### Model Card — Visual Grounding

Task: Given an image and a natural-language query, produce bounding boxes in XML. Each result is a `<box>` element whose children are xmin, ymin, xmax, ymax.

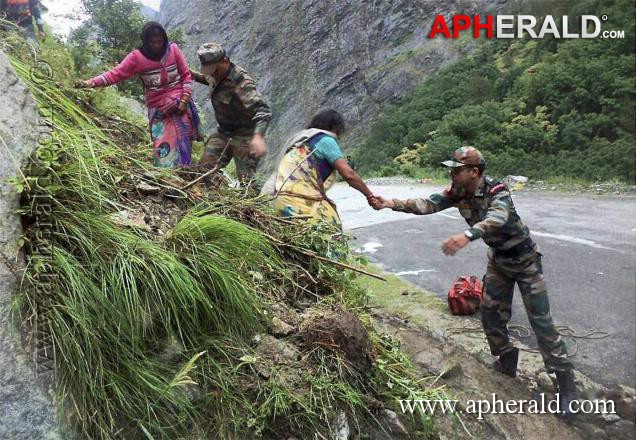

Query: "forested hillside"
<box><xmin>353</xmin><ymin>0</ymin><xmax>635</xmax><ymax>182</ymax></box>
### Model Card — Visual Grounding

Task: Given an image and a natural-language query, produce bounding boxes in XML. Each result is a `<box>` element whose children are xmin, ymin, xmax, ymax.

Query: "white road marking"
<box><xmin>532</xmin><ymin>231</ymin><xmax>619</xmax><ymax>251</ymax></box>
<box><xmin>395</xmin><ymin>268</ymin><xmax>438</xmax><ymax>276</ymax></box>
<box><xmin>356</xmin><ymin>242</ymin><xmax>383</xmax><ymax>254</ymax></box>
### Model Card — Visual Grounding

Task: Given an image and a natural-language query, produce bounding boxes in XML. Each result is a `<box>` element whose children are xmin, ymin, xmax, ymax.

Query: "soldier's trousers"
<box><xmin>480</xmin><ymin>251</ymin><xmax>573</xmax><ymax>372</ymax></box>
<box><xmin>199</xmin><ymin>132</ymin><xmax>259</xmax><ymax>185</ymax></box>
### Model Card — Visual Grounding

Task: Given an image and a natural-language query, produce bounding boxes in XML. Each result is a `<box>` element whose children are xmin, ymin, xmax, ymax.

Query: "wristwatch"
<box><xmin>464</xmin><ymin>230</ymin><xmax>475</xmax><ymax>240</ymax></box>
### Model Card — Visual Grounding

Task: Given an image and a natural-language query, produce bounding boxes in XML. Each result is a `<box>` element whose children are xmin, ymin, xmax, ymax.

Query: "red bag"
<box><xmin>447</xmin><ymin>276</ymin><xmax>484</xmax><ymax>315</ymax></box>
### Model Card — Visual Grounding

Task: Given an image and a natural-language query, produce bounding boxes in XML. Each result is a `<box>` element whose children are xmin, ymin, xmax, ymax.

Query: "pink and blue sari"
<box><xmin>149</xmin><ymin>101</ymin><xmax>202</xmax><ymax>167</ymax></box>
<box><xmin>88</xmin><ymin>42</ymin><xmax>202</xmax><ymax>167</ymax></box>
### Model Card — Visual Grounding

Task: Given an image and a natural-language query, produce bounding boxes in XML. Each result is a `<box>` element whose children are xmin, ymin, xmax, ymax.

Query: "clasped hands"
<box><xmin>366</xmin><ymin>195</ymin><xmax>393</xmax><ymax>210</ymax></box>
<box><xmin>365</xmin><ymin>194</ymin><xmax>470</xmax><ymax>256</ymax></box>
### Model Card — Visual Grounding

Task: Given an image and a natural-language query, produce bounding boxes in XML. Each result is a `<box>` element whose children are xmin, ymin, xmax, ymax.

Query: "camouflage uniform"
<box><xmin>392</xmin><ymin>176</ymin><xmax>573</xmax><ymax>372</ymax></box>
<box><xmin>195</xmin><ymin>43</ymin><xmax>271</xmax><ymax>183</ymax></box>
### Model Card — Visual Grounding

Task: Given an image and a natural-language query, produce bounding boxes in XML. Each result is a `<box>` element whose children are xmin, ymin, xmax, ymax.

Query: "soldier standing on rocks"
<box><xmin>191</xmin><ymin>42</ymin><xmax>271</xmax><ymax>186</ymax></box>
<box><xmin>370</xmin><ymin>146</ymin><xmax>579</xmax><ymax>420</ymax></box>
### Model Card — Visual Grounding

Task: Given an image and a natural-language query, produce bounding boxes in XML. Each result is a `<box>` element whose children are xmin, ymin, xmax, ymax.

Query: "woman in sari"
<box><xmin>75</xmin><ymin>22</ymin><xmax>202</xmax><ymax>167</ymax></box>
<box><xmin>271</xmin><ymin>109</ymin><xmax>376</xmax><ymax>227</ymax></box>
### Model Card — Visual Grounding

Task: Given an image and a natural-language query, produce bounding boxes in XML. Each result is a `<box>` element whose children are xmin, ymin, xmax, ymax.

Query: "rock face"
<box><xmin>159</xmin><ymin>0</ymin><xmax>507</xmax><ymax>170</ymax></box>
<box><xmin>0</xmin><ymin>51</ymin><xmax>62</xmax><ymax>439</ymax></box>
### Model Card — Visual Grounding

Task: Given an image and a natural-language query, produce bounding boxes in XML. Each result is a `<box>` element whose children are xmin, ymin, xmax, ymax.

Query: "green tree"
<box><xmin>353</xmin><ymin>0</ymin><xmax>635</xmax><ymax>183</ymax></box>
<box><xmin>501</xmin><ymin>106</ymin><xmax>557</xmax><ymax>153</ymax></box>
<box><xmin>67</xmin><ymin>24</ymin><xmax>102</xmax><ymax>77</ymax></box>
<box><xmin>81</xmin><ymin>0</ymin><xmax>146</xmax><ymax>65</ymax></box>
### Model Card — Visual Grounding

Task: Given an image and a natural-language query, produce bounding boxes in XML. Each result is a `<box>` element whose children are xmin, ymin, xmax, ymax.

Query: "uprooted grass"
<box><xmin>4</xmin><ymin>39</ymin><xmax>456</xmax><ymax>439</ymax></box>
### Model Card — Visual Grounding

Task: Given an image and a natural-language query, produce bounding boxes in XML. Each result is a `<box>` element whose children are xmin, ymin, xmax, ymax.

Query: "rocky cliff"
<box><xmin>0</xmin><ymin>51</ymin><xmax>62</xmax><ymax>440</ymax></box>
<box><xmin>159</xmin><ymin>0</ymin><xmax>507</xmax><ymax>169</ymax></box>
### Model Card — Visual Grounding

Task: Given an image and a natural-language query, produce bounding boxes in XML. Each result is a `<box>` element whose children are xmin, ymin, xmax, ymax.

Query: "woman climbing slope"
<box><xmin>75</xmin><ymin>22</ymin><xmax>202</xmax><ymax>167</ymax></box>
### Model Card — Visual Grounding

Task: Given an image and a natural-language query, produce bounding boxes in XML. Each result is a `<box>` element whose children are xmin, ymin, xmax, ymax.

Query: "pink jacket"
<box><xmin>89</xmin><ymin>43</ymin><xmax>193</xmax><ymax>110</ymax></box>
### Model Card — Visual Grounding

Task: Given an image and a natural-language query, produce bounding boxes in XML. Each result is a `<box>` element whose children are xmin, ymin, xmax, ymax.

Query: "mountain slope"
<box><xmin>159</xmin><ymin>0</ymin><xmax>507</xmax><ymax>168</ymax></box>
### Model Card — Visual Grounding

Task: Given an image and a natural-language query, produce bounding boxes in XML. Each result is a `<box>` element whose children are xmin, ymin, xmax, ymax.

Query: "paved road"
<box><xmin>331</xmin><ymin>183</ymin><xmax>636</xmax><ymax>388</ymax></box>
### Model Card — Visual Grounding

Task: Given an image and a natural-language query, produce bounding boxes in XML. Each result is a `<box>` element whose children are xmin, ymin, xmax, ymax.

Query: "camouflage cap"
<box><xmin>197</xmin><ymin>42</ymin><xmax>226</xmax><ymax>74</ymax></box>
<box><xmin>441</xmin><ymin>146</ymin><xmax>486</xmax><ymax>168</ymax></box>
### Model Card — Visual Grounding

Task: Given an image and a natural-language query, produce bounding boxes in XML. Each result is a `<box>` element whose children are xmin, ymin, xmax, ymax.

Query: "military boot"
<box><xmin>493</xmin><ymin>347</ymin><xmax>519</xmax><ymax>377</ymax></box>
<box><xmin>555</xmin><ymin>370</ymin><xmax>579</xmax><ymax>421</ymax></box>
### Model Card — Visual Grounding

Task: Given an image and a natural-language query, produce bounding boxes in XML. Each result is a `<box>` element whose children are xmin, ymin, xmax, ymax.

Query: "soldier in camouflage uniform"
<box><xmin>191</xmin><ymin>42</ymin><xmax>272</xmax><ymax>184</ymax></box>
<box><xmin>372</xmin><ymin>147</ymin><xmax>578</xmax><ymax>419</ymax></box>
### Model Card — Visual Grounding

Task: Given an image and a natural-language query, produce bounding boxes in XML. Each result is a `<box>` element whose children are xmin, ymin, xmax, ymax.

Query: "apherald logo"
<box><xmin>428</xmin><ymin>15</ymin><xmax>625</xmax><ymax>39</ymax></box>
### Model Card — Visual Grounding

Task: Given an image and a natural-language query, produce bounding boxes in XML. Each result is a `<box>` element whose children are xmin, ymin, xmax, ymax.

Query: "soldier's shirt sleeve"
<box><xmin>191</xmin><ymin>71</ymin><xmax>210</xmax><ymax>85</ymax></box>
<box><xmin>468</xmin><ymin>191</ymin><xmax>511</xmax><ymax>240</ymax></box>
<box><xmin>391</xmin><ymin>191</ymin><xmax>454</xmax><ymax>215</ymax></box>
<box><xmin>237</xmin><ymin>78</ymin><xmax>272</xmax><ymax>136</ymax></box>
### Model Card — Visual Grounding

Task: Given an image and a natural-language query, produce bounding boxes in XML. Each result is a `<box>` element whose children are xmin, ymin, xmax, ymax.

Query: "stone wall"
<box><xmin>0</xmin><ymin>51</ymin><xmax>62</xmax><ymax>440</ymax></box>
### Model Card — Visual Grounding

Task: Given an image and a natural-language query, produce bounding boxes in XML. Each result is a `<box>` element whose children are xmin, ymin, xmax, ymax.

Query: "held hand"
<box><xmin>38</xmin><ymin>30</ymin><xmax>46</xmax><ymax>40</ymax></box>
<box><xmin>441</xmin><ymin>233</ymin><xmax>470</xmax><ymax>256</ymax></box>
<box><xmin>249</xmin><ymin>134</ymin><xmax>268</xmax><ymax>159</ymax></box>
<box><xmin>370</xmin><ymin>196</ymin><xmax>394</xmax><ymax>210</ymax></box>
<box><xmin>190</xmin><ymin>69</ymin><xmax>208</xmax><ymax>85</ymax></box>
<box><xmin>366</xmin><ymin>194</ymin><xmax>378</xmax><ymax>209</ymax></box>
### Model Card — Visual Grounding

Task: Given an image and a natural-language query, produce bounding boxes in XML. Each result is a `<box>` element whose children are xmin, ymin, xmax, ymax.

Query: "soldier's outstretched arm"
<box><xmin>390</xmin><ymin>191</ymin><xmax>454</xmax><ymax>215</ymax></box>
<box><xmin>467</xmin><ymin>191</ymin><xmax>511</xmax><ymax>240</ymax></box>
<box><xmin>190</xmin><ymin>69</ymin><xmax>210</xmax><ymax>85</ymax></box>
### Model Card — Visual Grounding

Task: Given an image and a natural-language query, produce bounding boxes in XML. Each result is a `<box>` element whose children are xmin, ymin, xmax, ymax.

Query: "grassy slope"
<box><xmin>2</xmin><ymin>31</ymin><xmax>455</xmax><ymax>440</ymax></box>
